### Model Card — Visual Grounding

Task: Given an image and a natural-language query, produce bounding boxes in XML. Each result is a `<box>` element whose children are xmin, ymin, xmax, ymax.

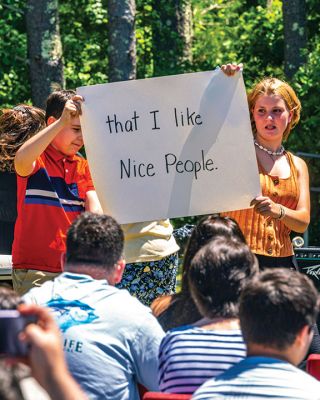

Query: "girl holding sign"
<box><xmin>222</xmin><ymin>64</ymin><xmax>310</xmax><ymax>270</ymax></box>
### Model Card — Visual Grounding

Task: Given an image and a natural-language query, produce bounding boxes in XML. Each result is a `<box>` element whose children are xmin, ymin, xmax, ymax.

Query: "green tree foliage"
<box><xmin>151</xmin><ymin>0</ymin><xmax>192</xmax><ymax>76</ymax></box>
<box><xmin>59</xmin><ymin>0</ymin><xmax>108</xmax><ymax>89</ymax></box>
<box><xmin>135</xmin><ymin>1</ymin><xmax>154</xmax><ymax>78</ymax></box>
<box><xmin>191</xmin><ymin>0</ymin><xmax>284</xmax><ymax>85</ymax></box>
<box><xmin>0</xmin><ymin>0</ymin><xmax>29</xmax><ymax>107</ymax></box>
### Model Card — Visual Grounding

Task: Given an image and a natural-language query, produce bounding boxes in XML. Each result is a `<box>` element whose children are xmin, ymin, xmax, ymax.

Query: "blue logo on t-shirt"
<box><xmin>46</xmin><ymin>296</ymin><xmax>98</xmax><ymax>332</ymax></box>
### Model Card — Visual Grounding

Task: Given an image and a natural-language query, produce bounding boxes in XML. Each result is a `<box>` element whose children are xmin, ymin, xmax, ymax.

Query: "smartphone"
<box><xmin>0</xmin><ymin>310</ymin><xmax>37</xmax><ymax>357</ymax></box>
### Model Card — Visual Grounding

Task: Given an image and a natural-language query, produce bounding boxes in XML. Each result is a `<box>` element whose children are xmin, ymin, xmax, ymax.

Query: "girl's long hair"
<box><xmin>0</xmin><ymin>105</ymin><xmax>45</xmax><ymax>172</ymax></box>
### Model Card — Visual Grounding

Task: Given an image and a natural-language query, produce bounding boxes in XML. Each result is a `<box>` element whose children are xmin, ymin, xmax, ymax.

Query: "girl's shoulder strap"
<box><xmin>285</xmin><ymin>150</ymin><xmax>299</xmax><ymax>181</ymax></box>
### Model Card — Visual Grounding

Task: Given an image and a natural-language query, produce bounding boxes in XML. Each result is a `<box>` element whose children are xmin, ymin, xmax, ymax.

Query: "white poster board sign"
<box><xmin>77</xmin><ymin>69</ymin><xmax>260</xmax><ymax>223</ymax></box>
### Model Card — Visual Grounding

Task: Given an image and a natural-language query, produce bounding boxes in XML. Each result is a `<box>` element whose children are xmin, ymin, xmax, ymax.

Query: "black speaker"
<box><xmin>295</xmin><ymin>247</ymin><xmax>320</xmax><ymax>291</ymax></box>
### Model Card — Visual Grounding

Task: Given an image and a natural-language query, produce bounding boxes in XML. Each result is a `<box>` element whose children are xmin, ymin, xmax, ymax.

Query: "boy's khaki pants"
<box><xmin>12</xmin><ymin>269</ymin><xmax>60</xmax><ymax>296</ymax></box>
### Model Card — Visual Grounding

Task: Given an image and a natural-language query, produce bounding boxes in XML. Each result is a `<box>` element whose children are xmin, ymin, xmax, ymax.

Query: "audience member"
<box><xmin>158</xmin><ymin>236</ymin><xmax>258</xmax><ymax>394</ymax></box>
<box><xmin>0</xmin><ymin>286</ymin><xmax>86</xmax><ymax>400</ymax></box>
<box><xmin>152</xmin><ymin>215</ymin><xmax>246</xmax><ymax>331</ymax></box>
<box><xmin>193</xmin><ymin>269</ymin><xmax>320</xmax><ymax>399</ymax></box>
<box><xmin>23</xmin><ymin>212</ymin><xmax>164</xmax><ymax>400</ymax></box>
<box><xmin>12</xmin><ymin>90</ymin><xmax>102</xmax><ymax>295</ymax></box>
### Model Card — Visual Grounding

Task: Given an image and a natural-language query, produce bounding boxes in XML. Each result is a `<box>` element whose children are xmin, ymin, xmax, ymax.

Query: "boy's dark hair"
<box><xmin>66</xmin><ymin>212</ymin><xmax>124</xmax><ymax>271</ymax></box>
<box><xmin>240</xmin><ymin>268</ymin><xmax>319</xmax><ymax>350</ymax></box>
<box><xmin>188</xmin><ymin>236</ymin><xmax>258</xmax><ymax>319</ymax></box>
<box><xmin>45</xmin><ymin>89</ymin><xmax>76</xmax><ymax>123</ymax></box>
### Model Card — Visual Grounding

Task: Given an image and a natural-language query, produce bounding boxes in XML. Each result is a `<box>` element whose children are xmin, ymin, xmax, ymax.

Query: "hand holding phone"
<box><xmin>0</xmin><ymin>309</ymin><xmax>36</xmax><ymax>358</ymax></box>
<box><xmin>18</xmin><ymin>304</ymin><xmax>88</xmax><ymax>400</ymax></box>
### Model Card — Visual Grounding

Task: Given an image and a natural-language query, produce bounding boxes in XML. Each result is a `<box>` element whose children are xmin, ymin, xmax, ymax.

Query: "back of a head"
<box><xmin>0</xmin><ymin>105</ymin><xmax>45</xmax><ymax>172</ymax></box>
<box><xmin>45</xmin><ymin>89</ymin><xmax>76</xmax><ymax>123</ymax></box>
<box><xmin>240</xmin><ymin>268</ymin><xmax>319</xmax><ymax>350</ymax></box>
<box><xmin>66</xmin><ymin>212</ymin><xmax>124</xmax><ymax>271</ymax></box>
<box><xmin>181</xmin><ymin>215</ymin><xmax>246</xmax><ymax>291</ymax></box>
<box><xmin>188</xmin><ymin>236</ymin><xmax>258</xmax><ymax>319</ymax></box>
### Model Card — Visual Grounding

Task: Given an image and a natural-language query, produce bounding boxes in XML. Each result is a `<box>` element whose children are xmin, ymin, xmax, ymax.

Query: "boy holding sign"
<box><xmin>12</xmin><ymin>90</ymin><xmax>102</xmax><ymax>295</ymax></box>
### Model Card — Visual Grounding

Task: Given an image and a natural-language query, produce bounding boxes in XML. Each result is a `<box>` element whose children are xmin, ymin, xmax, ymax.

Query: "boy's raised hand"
<box><xmin>221</xmin><ymin>63</ymin><xmax>243</xmax><ymax>76</ymax></box>
<box><xmin>60</xmin><ymin>95</ymin><xmax>83</xmax><ymax>126</ymax></box>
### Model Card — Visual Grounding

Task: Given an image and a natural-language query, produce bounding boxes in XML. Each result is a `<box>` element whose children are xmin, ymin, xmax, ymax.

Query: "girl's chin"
<box><xmin>258</xmin><ymin>130</ymin><xmax>282</xmax><ymax>139</ymax></box>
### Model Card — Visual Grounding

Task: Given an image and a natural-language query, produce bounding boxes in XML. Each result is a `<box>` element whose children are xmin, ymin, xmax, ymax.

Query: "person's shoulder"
<box><xmin>22</xmin><ymin>278</ymin><xmax>55</xmax><ymax>305</ymax></box>
<box><xmin>192</xmin><ymin>377</ymin><xmax>219</xmax><ymax>399</ymax></box>
<box><xmin>289</xmin><ymin>152</ymin><xmax>308</xmax><ymax>173</ymax></box>
<box><xmin>72</xmin><ymin>153</ymin><xmax>89</xmax><ymax>168</ymax></box>
<box><xmin>293</xmin><ymin>365</ymin><xmax>320</xmax><ymax>386</ymax></box>
<box><xmin>69</xmin><ymin>154</ymin><xmax>92</xmax><ymax>180</ymax></box>
<box><xmin>151</xmin><ymin>294</ymin><xmax>173</xmax><ymax>317</ymax></box>
<box><xmin>112</xmin><ymin>288</ymin><xmax>154</xmax><ymax>316</ymax></box>
<box><xmin>111</xmin><ymin>289</ymin><xmax>165</xmax><ymax>339</ymax></box>
<box><xmin>160</xmin><ymin>324</ymin><xmax>199</xmax><ymax>350</ymax></box>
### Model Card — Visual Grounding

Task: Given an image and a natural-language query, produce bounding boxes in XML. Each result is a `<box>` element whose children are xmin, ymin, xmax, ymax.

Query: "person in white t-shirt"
<box><xmin>23</xmin><ymin>212</ymin><xmax>164</xmax><ymax>400</ymax></box>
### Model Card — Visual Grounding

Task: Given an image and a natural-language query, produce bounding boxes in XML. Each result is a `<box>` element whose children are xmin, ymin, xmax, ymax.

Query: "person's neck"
<box><xmin>64</xmin><ymin>263</ymin><xmax>110</xmax><ymax>282</ymax></box>
<box><xmin>194</xmin><ymin>316</ymin><xmax>240</xmax><ymax>330</ymax></box>
<box><xmin>247</xmin><ymin>343</ymin><xmax>294</xmax><ymax>365</ymax></box>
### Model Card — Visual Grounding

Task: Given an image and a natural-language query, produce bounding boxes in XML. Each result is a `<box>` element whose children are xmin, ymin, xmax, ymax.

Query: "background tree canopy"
<box><xmin>1</xmin><ymin>0</ymin><xmax>320</xmax><ymax>243</ymax></box>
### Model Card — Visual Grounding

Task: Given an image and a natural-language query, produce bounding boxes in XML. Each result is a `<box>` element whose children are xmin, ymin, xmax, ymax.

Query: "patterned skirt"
<box><xmin>116</xmin><ymin>253</ymin><xmax>179</xmax><ymax>306</ymax></box>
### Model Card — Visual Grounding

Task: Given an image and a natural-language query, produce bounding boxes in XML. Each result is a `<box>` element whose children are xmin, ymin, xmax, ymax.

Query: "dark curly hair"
<box><xmin>66</xmin><ymin>212</ymin><xmax>124</xmax><ymax>271</ymax></box>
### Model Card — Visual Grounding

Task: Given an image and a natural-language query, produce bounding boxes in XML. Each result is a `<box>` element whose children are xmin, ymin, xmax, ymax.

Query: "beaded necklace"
<box><xmin>254</xmin><ymin>140</ymin><xmax>285</xmax><ymax>156</ymax></box>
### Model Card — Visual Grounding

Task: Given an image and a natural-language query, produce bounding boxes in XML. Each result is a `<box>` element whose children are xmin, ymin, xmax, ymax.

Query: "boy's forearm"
<box><xmin>15</xmin><ymin>119</ymin><xmax>65</xmax><ymax>177</ymax></box>
<box><xmin>85</xmin><ymin>191</ymin><xmax>103</xmax><ymax>214</ymax></box>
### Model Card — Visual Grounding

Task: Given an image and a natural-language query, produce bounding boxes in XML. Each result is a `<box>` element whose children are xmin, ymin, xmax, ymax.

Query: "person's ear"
<box><xmin>47</xmin><ymin>116</ymin><xmax>57</xmax><ymax>126</ymax></box>
<box><xmin>114</xmin><ymin>259</ymin><xmax>126</xmax><ymax>284</ymax></box>
<box><xmin>288</xmin><ymin>110</ymin><xmax>293</xmax><ymax>123</ymax></box>
<box><xmin>296</xmin><ymin>324</ymin><xmax>313</xmax><ymax>350</ymax></box>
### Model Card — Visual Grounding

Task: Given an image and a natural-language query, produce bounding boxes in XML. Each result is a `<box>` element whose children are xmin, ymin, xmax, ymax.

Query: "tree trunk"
<box><xmin>26</xmin><ymin>0</ymin><xmax>64</xmax><ymax>108</ymax></box>
<box><xmin>282</xmin><ymin>0</ymin><xmax>307</xmax><ymax>79</ymax></box>
<box><xmin>107</xmin><ymin>0</ymin><xmax>136</xmax><ymax>82</ymax></box>
<box><xmin>152</xmin><ymin>0</ymin><xmax>192</xmax><ymax>77</ymax></box>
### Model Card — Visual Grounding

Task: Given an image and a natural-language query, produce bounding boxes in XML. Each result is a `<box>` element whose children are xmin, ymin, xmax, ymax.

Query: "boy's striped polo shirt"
<box><xmin>12</xmin><ymin>144</ymin><xmax>94</xmax><ymax>273</ymax></box>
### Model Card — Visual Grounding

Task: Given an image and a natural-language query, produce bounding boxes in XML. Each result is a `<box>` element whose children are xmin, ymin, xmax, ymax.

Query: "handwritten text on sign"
<box><xmin>77</xmin><ymin>69</ymin><xmax>260</xmax><ymax>223</ymax></box>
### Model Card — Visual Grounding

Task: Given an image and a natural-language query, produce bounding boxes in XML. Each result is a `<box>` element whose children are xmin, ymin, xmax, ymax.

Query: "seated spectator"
<box><xmin>158</xmin><ymin>236</ymin><xmax>258</xmax><ymax>394</ymax></box>
<box><xmin>193</xmin><ymin>268</ymin><xmax>320</xmax><ymax>399</ymax></box>
<box><xmin>0</xmin><ymin>286</ymin><xmax>86</xmax><ymax>400</ymax></box>
<box><xmin>152</xmin><ymin>215</ymin><xmax>246</xmax><ymax>331</ymax></box>
<box><xmin>23</xmin><ymin>212</ymin><xmax>165</xmax><ymax>400</ymax></box>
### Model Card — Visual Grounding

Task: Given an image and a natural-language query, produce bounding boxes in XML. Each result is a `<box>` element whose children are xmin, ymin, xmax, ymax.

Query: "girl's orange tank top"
<box><xmin>221</xmin><ymin>151</ymin><xmax>299</xmax><ymax>257</ymax></box>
